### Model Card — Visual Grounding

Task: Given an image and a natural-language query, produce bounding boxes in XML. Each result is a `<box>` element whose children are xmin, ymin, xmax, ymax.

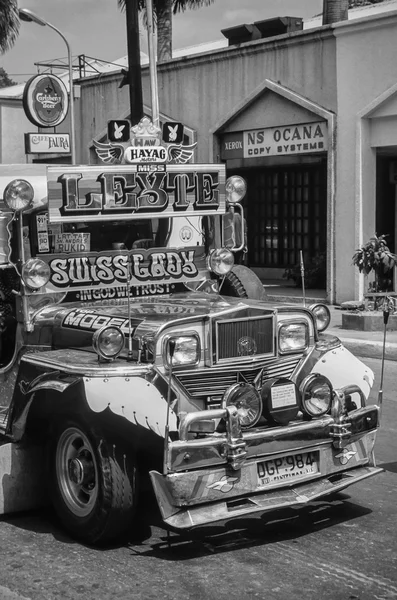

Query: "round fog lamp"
<box><xmin>207</xmin><ymin>248</ymin><xmax>234</xmax><ymax>276</ymax></box>
<box><xmin>4</xmin><ymin>179</ymin><xmax>34</xmax><ymax>212</ymax></box>
<box><xmin>93</xmin><ymin>326</ymin><xmax>125</xmax><ymax>360</ymax></box>
<box><xmin>225</xmin><ymin>176</ymin><xmax>247</xmax><ymax>205</ymax></box>
<box><xmin>299</xmin><ymin>373</ymin><xmax>333</xmax><ymax>417</ymax></box>
<box><xmin>309</xmin><ymin>303</ymin><xmax>331</xmax><ymax>332</ymax></box>
<box><xmin>22</xmin><ymin>258</ymin><xmax>50</xmax><ymax>289</ymax></box>
<box><xmin>223</xmin><ymin>382</ymin><xmax>262</xmax><ymax>428</ymax></box>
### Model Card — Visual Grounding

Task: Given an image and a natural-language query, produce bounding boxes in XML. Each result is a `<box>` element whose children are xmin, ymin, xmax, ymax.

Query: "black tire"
<box><xmin>221</xmin><ymin>265</ymin><xmax>267</xmax><ymax>301</ymax></box>
<box><xmin>48</xmin><ymin>418</ymin><xmax>137</xmax><ymax>545</ymax></box>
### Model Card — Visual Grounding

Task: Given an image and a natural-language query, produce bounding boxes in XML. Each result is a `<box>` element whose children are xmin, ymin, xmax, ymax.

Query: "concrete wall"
<box><xmin>77</xmin><ymin>28</ymin><xmax>337</xmax><ymax>164</ymax></box>
<box><xmin>334</xmin><ymin>11</ymin><xmax>397</xmax><ymax>302</ymax></box>
<box><xmin>0</xmin><ymin>101</ymin><xmax>32</xmax><ymax>164</ymax></box>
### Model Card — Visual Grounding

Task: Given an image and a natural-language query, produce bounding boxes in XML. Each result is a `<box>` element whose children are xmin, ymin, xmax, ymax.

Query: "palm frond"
<box><xmin>0</xmin><ymin>0</ymin><xmax>19</xmax><ymax>54</ymax></box>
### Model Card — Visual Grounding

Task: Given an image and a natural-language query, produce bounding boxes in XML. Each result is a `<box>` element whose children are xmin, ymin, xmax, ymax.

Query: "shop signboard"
<box><xmin>25</xmin><ymin>133</ymin><xmax>70</xmax><ymax>154</ymax></box>
<box><xmin>221</xmin><ymin>121</ymin><xmax>328</xmax><ymax>160</ymax></box>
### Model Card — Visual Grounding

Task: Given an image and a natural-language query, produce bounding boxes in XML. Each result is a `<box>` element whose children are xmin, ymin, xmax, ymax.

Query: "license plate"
<box><xmin>257</xmin><ymin>451</ymin><xmax>319</xmax><ymax>487</ymax></box>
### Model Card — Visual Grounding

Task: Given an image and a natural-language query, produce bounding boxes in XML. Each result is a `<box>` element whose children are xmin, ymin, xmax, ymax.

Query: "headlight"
<box><xmin>223</xmin><ymin>382</ymin><xmax>262</xmax><ymax>428</ymax></box>
<box><xmin>3</xmin><ymin>179</ymin><xmax>34</xmax><ymax>212</ymax></box>
<box><xmin>22</xmin><ymin>258</ymin><xmax>50</xmax><ymax>289</ymax></box>
<box><xmin>165</xmin><ymin>334</ymin><xmax>200</xmax><ymax>368</ymax></box>
<box><xmin>225</xmin><ymin>176</ymin><xmax>247</xmax><ymax>205</ymax></box>
<box><xmin>92</xmin><ymin>326</ymin><xmax>125</xmax><ymax>360</ymax></box>
<box><xmin>207</xmin><ymin>248</ymin><xmax>234</xmax><ymax>275</ymax></box>
<box><xmin>309</xmin><ymin>303</ymin><xmax>331</xmax><ymax>332</ymax></box>
<box><xmin>278</xmin><ymin>321</ymin><xmax>309</xmax><ymax>354</ymax></box>
<box><xmin>299</xmin><ymin>373</ymin><xmax>333</xmax><ymax>417</ymax></box>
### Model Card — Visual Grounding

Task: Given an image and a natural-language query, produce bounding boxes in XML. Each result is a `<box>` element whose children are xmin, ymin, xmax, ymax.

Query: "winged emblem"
<box><xmin>93</xmin><ymin>139</ymin><xmax>125</xmax><ymax>164</ymax></box>
<box><xmin>167</xmin><ymin>142</ymin><xmax>197</xmax><ymax>164</ymax></box>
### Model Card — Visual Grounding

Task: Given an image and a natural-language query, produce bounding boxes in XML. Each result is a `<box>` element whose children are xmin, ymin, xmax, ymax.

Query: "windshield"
<box><xmin>26</xmin><ymin>213</ymin><xmax>171</xmax><ymax>257</ymax></box>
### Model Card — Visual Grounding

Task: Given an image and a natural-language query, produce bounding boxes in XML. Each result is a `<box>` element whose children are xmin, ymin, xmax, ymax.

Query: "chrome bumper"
<box><xmin>150</xmin><ymin>464</ymin><xmax>384</xmax><ymax>529</ymax></box>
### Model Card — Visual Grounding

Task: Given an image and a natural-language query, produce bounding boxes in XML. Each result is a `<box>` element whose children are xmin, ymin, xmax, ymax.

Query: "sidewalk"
<box><xmin>262</xmin><ymin>279</ymin><xmax>397</xmax><ymax>362</ymax></box>
<box><xmin>327</xmin><ymin>305</ymin><xmax>397</xmax><ymax>362</ymax></box>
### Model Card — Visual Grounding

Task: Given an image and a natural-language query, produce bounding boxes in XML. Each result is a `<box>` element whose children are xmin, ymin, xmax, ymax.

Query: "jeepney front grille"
<box><xmin>175</xmin><ymin>355</ymin><xmax>302</xmax><ymax>407</ymax></box>
<box><xmin>215</xmin><ymin>315</ymin><xmax>274</xmax><ymax>363</ymax></box>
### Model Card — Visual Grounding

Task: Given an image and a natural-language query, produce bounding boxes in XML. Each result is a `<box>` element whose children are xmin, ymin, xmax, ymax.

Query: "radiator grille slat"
<box><xmin>216</xmin><ymin>316</ymin><xmax>274</xmax><ymax>362</ymax></box>
<box><xmin>175</xmin><ymin>355</ymin><xmax>302</xmax><ymax>400</ymax></box>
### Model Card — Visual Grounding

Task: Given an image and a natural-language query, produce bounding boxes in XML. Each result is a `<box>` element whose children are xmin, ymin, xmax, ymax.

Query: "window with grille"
<box><xmin>242</xmin><ymin>165</ymin><xmax>327</xmax><ymax>269</ymax></box>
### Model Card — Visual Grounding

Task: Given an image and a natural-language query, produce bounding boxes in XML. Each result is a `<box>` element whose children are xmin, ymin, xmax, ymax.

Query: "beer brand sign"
<box><xmin>221</xmin><ymin>121</ymin><xmax>328</xmax><ymax>160</ymax></box>
<box><xmin>47</xmin><ymin>164</ymin><xmax>226</xmax><ymax>223</ymax></box>
<box><xmin>23</xmin><ymin>74</ymin><xmax>69</xmax><ymax>128</ymax></box>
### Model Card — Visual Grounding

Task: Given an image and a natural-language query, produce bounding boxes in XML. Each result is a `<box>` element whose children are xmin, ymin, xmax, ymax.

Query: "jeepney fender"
<box><xmin>9</xmin><ymin>372</ymin><xmax>81</xmax><ymax>441</ymax></box>
<box><xmin>83</xmin><ymin>376</ymin><xmax>178</xmax><ymax>438</ymax></box>
<box><xmin>311</xmin><ymin>345</ymin><xmax>374</xmax><ymax>403</ymax></box>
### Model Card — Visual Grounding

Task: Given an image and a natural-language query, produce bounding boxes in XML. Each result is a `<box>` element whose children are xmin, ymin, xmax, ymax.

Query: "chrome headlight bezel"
<box><xmin>207</xmin><ymin>248</ymin><xmax>234</xmax><ymax>276</ymax></box>
<box><xmin>21</xmin><ymin>257</ymin><xmax>51</xmax><ymax>289</ymax></box>
<box><xmin>92</xmin><ymin>325</ymin><xmax>125</xmax><ymax>361</ymax></box>
<box><xmin>309</xmin><ymin>303</ymin><xmax>331</xmax><ymax>333</ymax></box>
<box><xmin>163</xmin><ymin>332</ymin><xmax>201</xmax><ymax>369</ymax></box>
<box><xmin>278</xmin><ymin>321</ymin><xmax>309</xmax><ymax>354</ymax></box>
<box><xmin>222</xmin><ymin>382</ymin><xmax>262</xmax><ymax>428</ymax></box>
<box><xmin>225</xmin><ymin>175</ymin><xmax>247</xmax><ymax>205</ymax></box>
<box><xmin>299</xmin><ymin>373</ymin><xmax>333</xmax><ymax>417</ymax></box>
<box><xmin>3</xmin><ymin>179</ymin><xmax>34</xmax><ymax>212</ymax></box>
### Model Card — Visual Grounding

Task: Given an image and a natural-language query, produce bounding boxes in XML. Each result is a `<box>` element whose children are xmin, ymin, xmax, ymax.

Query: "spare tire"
<box><xmin>221</xmin><ymin>265</ymin><xmax>267</xmax><ymax>301</ymax></box>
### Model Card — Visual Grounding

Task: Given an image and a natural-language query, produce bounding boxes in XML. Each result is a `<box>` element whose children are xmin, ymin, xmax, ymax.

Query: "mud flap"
<box><xmin>150</xmin><ymin>466</ymin><xmax>384</xmax><ymax>530</ymax></box>
<box><xmin>0</xmin><ymin>441</ymin><xmax>48</xmax><ymax>514</ymax></box>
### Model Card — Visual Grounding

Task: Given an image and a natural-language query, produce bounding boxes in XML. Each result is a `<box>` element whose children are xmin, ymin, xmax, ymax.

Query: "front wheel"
<box><xmin>49</xmin><ymin>419</ymin><xmax>137</xmax><ymax>545</ymax></box>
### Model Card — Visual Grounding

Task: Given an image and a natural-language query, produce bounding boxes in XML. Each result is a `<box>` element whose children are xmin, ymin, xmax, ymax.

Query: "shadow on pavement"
<box><xmin>127</xmin><ymin>492</ymin><xmax>373</xmax><ymax>559</ymax></box>
<box><xmin>0</xmin><ymin>490</ymin><xmax>374</xmax><ymax>557</ymax></box>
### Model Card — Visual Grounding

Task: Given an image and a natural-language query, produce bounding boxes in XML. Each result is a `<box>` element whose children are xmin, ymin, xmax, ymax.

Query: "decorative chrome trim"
<box><xmin>21</xmin><ymin>349</ymin><xmax>152</xmax><ymax>378</ymax></box>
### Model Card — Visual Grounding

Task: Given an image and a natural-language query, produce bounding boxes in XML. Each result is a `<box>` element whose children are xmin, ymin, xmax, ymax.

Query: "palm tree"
<box><xmin>323</xmin><ymin>0</ymin><xmax>349</xmax><ymax>24</ymax></box>
<box><xmin>323</xmin><ymin>0</ymin><xmax>387</xmax><ymax>24</ymax></box>
<box><xmin>0</xmin><ymin>0</ymin><xmax>19</xmax><ymax>54</ymax></box>
<box><xmin>118</xmin><ymin>0</ymin><xmax>215</xmax><ymax>63</ymax></box>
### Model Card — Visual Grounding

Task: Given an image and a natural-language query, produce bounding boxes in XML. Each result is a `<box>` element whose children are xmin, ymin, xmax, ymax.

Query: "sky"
<box><xmin>1</xmin><ymin>0</ymin><xmax>323</xmax><ymax>84</ymax></box>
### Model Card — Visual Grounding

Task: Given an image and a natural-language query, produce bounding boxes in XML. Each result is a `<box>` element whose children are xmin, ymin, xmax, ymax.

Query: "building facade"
<box><xmin>4</xmin><ymin>8</ymin><xmax>397</xmax><ymax>304</ymax></box>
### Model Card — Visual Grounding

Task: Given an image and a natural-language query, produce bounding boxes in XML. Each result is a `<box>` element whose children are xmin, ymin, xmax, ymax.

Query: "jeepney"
<box><xmin>0</xmin><ymin>118</ymin><xmax>382</xmax><ymax>545</ymax></box>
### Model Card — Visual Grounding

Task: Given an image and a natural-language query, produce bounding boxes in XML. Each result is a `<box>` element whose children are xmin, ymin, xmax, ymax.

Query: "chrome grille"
<box><xmin>175</xmin><ymin>355</ymin><xmax>302</xmax><ymax>402</ymax></box>
<box><xmin>216</xmin><ymin>315</ymin><xmax>274</xmax><ymax>362</ymax></box>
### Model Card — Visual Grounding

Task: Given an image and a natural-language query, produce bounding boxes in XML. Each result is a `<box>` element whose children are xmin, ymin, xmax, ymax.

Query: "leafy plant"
<box><xmin>352</xmin><ymin>234</ymin><xmax>397</xmax><ymax>292</ymax></box>
<box><xmin>283</xmin><ymin>253</ymin><xmax>326</xmax><ymax>289</ymax></box>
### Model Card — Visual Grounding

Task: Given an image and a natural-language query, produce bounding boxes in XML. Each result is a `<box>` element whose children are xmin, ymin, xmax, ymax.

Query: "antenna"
<box><xmin>127</xmin><ymin>254</ymin><xmax>134</xmax><ymax>361</ymax></box>
<box><xmin>300</xmin><ymin>250</ymin><xmax>306</xmax><ymax>306</ymax></box>
<box><xmin>378</xmin><ymin>296</ymin><xmax>390</xmax><ymax>416</ymax></box>
<box><xmin>163</xmin><ymin>339</ymin><xmax>176</xmax><ymax>474</ymax></box>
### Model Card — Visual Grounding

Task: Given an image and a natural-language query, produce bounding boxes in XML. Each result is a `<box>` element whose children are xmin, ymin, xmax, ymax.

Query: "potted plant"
<box><xmin>352</xmin><ymin>233</ymin><xmax>397</xmax><ymax>294</ymax></box>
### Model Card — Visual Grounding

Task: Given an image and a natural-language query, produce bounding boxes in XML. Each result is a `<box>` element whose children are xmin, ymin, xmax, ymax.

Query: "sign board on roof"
<box><xmin>47</xmin><ymin>164</ymin><xmax>226</xmax><ymax>223</ymax></box>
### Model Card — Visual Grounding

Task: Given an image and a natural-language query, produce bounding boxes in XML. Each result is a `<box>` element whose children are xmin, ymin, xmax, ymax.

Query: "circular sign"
<box><xmin>23</xmin><ymin>74</ymin><xmax>69</xmax><ymax>128</ymax></box>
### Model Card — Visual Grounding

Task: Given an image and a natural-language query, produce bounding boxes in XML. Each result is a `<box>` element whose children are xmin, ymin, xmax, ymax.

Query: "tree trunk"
<box><xmin>125</xmin><ymin>0</ymin><xmax>143</xmax><ymax>124</ymax></box>
<box><xmin>157</xmin><ymin>0</ymin><xmax>172</xmax><ymax>62</ymax></box>
<box><xmin>323</xmin><ymin>0</ymin><xmax>349</xmax><ymax>24</ymax></box>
